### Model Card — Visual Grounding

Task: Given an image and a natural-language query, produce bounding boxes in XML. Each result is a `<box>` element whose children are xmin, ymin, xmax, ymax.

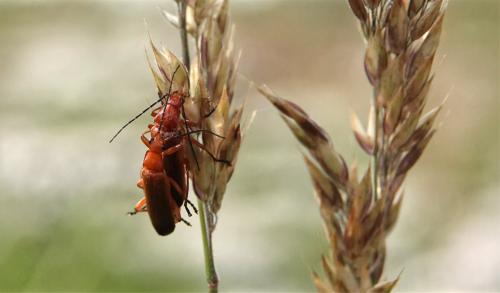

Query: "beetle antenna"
<box><xmin>109</xmin><ymin>95</ymin><xmax>167</xmax><ymax>143</ymax></box>
<box><xmin>181</xmin><ymin>100</ymin><xmax>200</xmax><ymax>170</ymax></box>
<box><xmin>109</xmin><ymin>65</ymin><xmax>181</xmax><ymax>143</ymax></box>
<box><xmin>172</xmin><ymin>129</ymin><xmax>225</xmax><ymax>140</ymax></box>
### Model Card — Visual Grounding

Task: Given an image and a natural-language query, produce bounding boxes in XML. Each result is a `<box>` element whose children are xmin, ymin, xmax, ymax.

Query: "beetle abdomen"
<box><xmin>142</xmin><ymin>169</ymin><xmax>176</xmax><ymax>236</ymax></box>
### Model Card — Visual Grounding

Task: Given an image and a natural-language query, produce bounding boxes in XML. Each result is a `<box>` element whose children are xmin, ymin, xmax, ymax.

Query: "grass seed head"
<box><xmin>261</xmin><ymin>0</ymin><xmax>448</xmax><ymax>291</ymax></box>
<box><xmin>183</xmin><ymin>0</ymin><xmax>244</xmax><ymax>219</ymax></box>
<box><xmin>148</xmin><ymin>0</ymin><xmax>243</xmax><ymax>227</ymax></box>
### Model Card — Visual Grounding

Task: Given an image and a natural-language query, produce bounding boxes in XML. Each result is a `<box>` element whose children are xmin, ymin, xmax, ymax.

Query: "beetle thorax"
<box><xmin>154</xmin><ymin>92</ymin><xmax>183</xmax><ymax>131</ymax></box>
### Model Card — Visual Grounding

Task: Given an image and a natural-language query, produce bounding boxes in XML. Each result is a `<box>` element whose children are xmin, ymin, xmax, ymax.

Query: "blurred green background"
<box><xmin>0</xmin><ymin>0</ymin><xmax>498</xmax><ymax>291</ymax></box>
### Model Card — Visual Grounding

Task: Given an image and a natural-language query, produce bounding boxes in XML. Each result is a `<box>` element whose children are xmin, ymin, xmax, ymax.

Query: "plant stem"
<box><xmin>176</xmin><ymin>0</ymin><xmax>190</xmax><ymax>70</ymax></box>
<box><xmin>198</xmin><ymin>199</ymin><xmax>219</xmax><ymax>293</ymax></box>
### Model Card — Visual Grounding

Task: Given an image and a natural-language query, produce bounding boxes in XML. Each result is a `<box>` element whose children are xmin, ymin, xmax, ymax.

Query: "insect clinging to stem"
<box><xmin>110</xmin><ymin>63</ymin><xmax>229</xmax><ymax>236</ymax></box>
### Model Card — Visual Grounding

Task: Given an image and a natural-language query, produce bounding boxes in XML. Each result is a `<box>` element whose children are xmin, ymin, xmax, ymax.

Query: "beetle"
<box><xmin>109</xmin><ymin>66</ymin><xmax>230</xmax><ymax>236</ymax></box>
<box><xmin>110</xmin><ymin>66</ymin><xmax>228</xmax><ymax>236</ymax></box>
<box><xmin>130</xmin><ymin>130</ymin><xmax>182</xmax><ymax>235</ymax></box>
<box><xmin>127</xmin><ymin>91</ymin><xmax>194</xmax><ymax>235</ymax></box>
<box><xmin>130</xmin><ymin>91</ymin><xmax>228</xmax><ymax>235</ymax></box>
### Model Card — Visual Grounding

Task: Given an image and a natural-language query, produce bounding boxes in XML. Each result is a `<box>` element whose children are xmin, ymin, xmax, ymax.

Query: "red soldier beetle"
<box><xmin>110</xmin><ymin>65</ymin><xmax>229</xmax><ymax>236</ymax></box>
<box><xmin>132</xmin><ymin>132</ymin><xmax>181</xmax><ymax>235</ymax></box>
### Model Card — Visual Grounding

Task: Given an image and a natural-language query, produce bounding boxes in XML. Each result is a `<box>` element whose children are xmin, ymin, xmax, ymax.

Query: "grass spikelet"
<box><xmin>260</xmin><ymin>0</ymin><xmax>448</xmax><ymax>291</ymax></box>
<box><xmin>175</xmin><ymin>0</ymin><xmax>244</xmax><ymax>291</ymax></box>
<box><xmin>179</xmin><ymin>0</ymin><xmax>243</xmax><ymax>215</ymax></box>
<box><xmin>148</xmin><ymin>0</ymin><xmax>244</xmax><ymax>291</ymax></box>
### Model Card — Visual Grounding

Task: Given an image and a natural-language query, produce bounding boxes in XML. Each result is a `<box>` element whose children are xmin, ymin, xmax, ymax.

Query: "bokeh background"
<box><xmin>0</xmin><ymin>0</ymin><xmax>498</xmax><ymax>291</ymax></box>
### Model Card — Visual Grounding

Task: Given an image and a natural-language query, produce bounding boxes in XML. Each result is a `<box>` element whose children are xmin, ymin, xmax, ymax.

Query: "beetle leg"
<box><xmin>137</xmin><ymin>179</ymin><xmax>144</xmax><ymax>189</ymax></box>
<box><xmin>128</xmin><ymin>197</ymin><xmax>147</xmax><ymax>215</ymax></box>
<box><xmin>184</xmin><ymin>159</ymin><xmax>190</xmax><ymax>187</ymax></box>
<box><xmin>166</xmin><ymin>176</ymin><xmax>185</xmax><ymax>200</ymax></box>
<box><xmin>182</xmin><ymin>159</ymin><xmax>197</xmax><ymax>215</ymax></box>
<box><xmin>162</xmin><ymin>143</ymin><xmax>184</xmax><ymax>156</ymax></box>
<box><xmin>164</xmin><ymin>173</ymin><xmax>192</xmax><ymax>216</ymax></box>
<box><xmin>185</xmin><ymin>199</ymin><xmax>198</xmax><ymax>215</ymax></box>
<box><xmin>189</xmin><ymin>138</ymin><xmax>231</xmax><ymax>165</ymax></box>
<box><xmin>166</xmin><ymin>177</ymin><xmax>183</xmax><ymax>195</ymax></box>
<box><xmin>180</xmin><ymin>217</ymin><xmax>192</xmax><ymax>226</ymax></box>
<box><xmin>141</xmin><ymin>133</ymin><xmax>151</xmax><ymax>148</ymax></box>
<box><xmin>151</xmin><ymin>107</ymin><xmax>162</xmax><ymax>117</ymax></box>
